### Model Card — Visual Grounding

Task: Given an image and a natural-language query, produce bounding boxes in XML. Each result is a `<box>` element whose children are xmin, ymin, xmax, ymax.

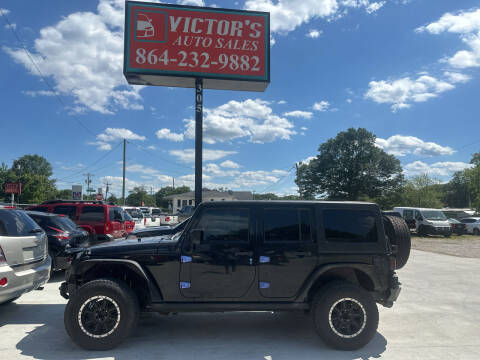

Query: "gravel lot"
<box><xmin>1</xmin><ymin>250</ymin><xmax>480</xmax><ymax>360</ymax></box>
<box><xmin>411</xmin><ymin>235</ymin><xmax>480</xmax><ymax>258</ymax></box>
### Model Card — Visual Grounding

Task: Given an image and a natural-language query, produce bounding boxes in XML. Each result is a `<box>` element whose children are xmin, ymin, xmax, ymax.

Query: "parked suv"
<box><xmin>27</xmin><ymin>201</ymin><xmax>126</xmax><ymax>242</ymax></box>
<box><xmin>0</xmin><ymin>208</ymin><xmax>51</xmax><ymax>304</ymax></box>
<box><xmin>26</xmin><ymin>211</ymin><xmax>90</xmax><ymax>271</ymax></box>
<box><xmin>460</xmin><ymin>217</ymin><xmax>480</xmax><ymax>235</ymax></box>
<box><xmin>60</xmin><ymin>201</ymin><xmax>409</xmax><ymax>351</ymax></box>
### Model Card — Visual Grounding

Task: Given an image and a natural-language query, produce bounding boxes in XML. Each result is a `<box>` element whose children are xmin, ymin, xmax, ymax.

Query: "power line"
<box><xmin>0</xmin><ymin>9</ymin><xmax>96</xmax><ymax>137</ymax></box>
<box><xmin>259</xmin><ymin>166</ymin><xmax>296</xmax><ymax>194</ymax></box>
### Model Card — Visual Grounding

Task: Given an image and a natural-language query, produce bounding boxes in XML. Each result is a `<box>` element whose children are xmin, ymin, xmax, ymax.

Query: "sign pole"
<box><xmin>195</xmin><ymin>78</ymin><xmax>203</xmax><ymax>208</ymax></box>
<box><xmin>11</xmin><ymin>193</ymin><xmax>14</xmax><ymax>207</ymax></box>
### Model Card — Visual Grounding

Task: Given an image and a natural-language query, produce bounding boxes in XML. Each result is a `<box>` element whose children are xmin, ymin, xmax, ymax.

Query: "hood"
<box><xmin>87</xmin><ymin>234</ymin><xmax>177</xmax><ymax>257</ymax></box>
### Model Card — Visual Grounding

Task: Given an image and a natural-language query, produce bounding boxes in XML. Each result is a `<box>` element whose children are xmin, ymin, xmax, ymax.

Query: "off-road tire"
<box><xmin>312</xmin><ymin>281</ymin><xmax>379</xmax><ymax>350</ymax></box>
<box><xmin>64</xmin><ymin>279</ymin><xmax>139</xmax><ymax>350</ymax></box>
<box><xmin>383</xmin><ymin>215</ymin><xmax>411</xmax><ymax>269</ymax></box>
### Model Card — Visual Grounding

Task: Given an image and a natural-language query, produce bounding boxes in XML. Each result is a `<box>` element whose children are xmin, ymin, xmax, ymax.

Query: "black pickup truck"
<box><xmin>60</xmin><ymin>201</ymin><xmax>410</xmax><ymax>351</ymax></box>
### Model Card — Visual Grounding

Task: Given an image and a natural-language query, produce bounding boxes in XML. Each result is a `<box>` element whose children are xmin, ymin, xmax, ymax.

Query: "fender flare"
<box><xmin>295</xmin><ymin>262</ymin><xmax>380</xmax><ymax>302</ymax></box>
<box><xmin>75</xmin><ymin>259</ymin><xmax>163</xmax><ymax>302</ymax></box>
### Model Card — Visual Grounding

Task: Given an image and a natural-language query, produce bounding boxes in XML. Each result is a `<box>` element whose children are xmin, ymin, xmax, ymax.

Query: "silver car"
<box><xmin>0</xmin><ymin>208</ymin><xmax>51</xmax><ymax>305</ymax></box>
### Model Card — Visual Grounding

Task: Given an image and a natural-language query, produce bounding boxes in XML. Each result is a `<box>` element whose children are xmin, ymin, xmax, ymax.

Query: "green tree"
<box><xmin>13</xmin><ymin>154</ymin><xmax>53</xmax><ymax>178</ymax></box>
<box><xmin>126</xmin><ymin>187</ymin><xmax>155</xmax><ymax>207</ymax></box>
<box><xmin>295</xmin><ymin>128</ymin><xmax>404</xmax><ymax>201</ymax></box>
<box><xmin>465</xmin><ymin>165</ymin><xmax>480</xmax><ymax>212</ymax></box>
<box><xmin>107</xmin><ymin>194</ymin><xmax>118</xmax><ymax>204</ymax></box>
<box><xmin>399</xmin><ymin>174</ymin><xmax>443</xmax><ymax>208</ymax></box>
<box><xmin>155</xmin><ymin>186</ymin><xmax>191</xmax><ymax>209</ymax></box>
<box><xmin>470</xmin><ymin>152</ymin><xmax>480</xmax><ymax>166</ymax></box>
<box><xmin>443</xmin><ymin>171</ymin><xmax>469</xmax><ymax>208</ymax></box>
<box><xmin>56</xmin><ymin>189</ymin><xmax>73</xmax><ymax>200</ymax></box>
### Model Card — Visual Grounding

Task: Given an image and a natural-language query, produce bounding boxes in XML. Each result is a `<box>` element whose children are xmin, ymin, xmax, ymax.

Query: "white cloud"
<box><xmin>404</xmin><ymin>161</ymin><xmax>473</xmax><ymax>177</ymax></box>
<box><xmin>366</xmin><ymin>1</ymin><xmax>385</xmax><ymax>14</ymax></box>
<box><xmin>0</xmin><ymin>8</ymin><xmax>10</xmax><ymax>15</ymax></box>
<box><xmin>182</xmin><ymin>98</ymin><xmax>296</xmax><ymax>144</ymax></box>
<box><xmin>313</xmin><ymin>100</ymin><xmax>330</xmax><ymax>111</ymax></box>
<box><xmin>22</xmin><ymin>90</ymin><xmax>59</xmax><ymax>97</ymax></box>
<box><xmin>278</xmin><ymin>100</ymin><xmax>287</xmax><ymax>104</ymax></box>
<box><xmin>156</xmin><ymin>128</ymin><xmax>184</xmax><ymax>142</ymax></box>
<box><xmin>375</xmin><ymin>135</ymin><xmax>455</xmax><ymax>157</ymax></box>
<box><xmin>365</xmin><ymin>74</ymin><xmax>457</xmax><ymax>111</ymax></box>
<box><xmin>244</xmin><ymin>0</ymin><xmax>339</xmax><ymax>34</ymax></box>
<box><xmin>443</xmin><ymin>71</ymin><xmax>471</xmax><ymax>83</ymax></box>
<box><xmin>283</xmin><ymin>110</ymin><xmax>313</xmax><ymax>119</ymax></box>
<box><xmin>99</xmin><ymin>175</ymin><xmax>141</xmax><ymax>196</ymax></box>
<box><xmin>297</xmin><ymin>156</ymin><xmax>316</xmax><ymax>165</ymax></box>
<box><xmin>4</xmin><ymin>23</ymin><xmax>16</xmax><ymax>30</ymax></box>
<box><xmin>300</xmin><ymin>126</ymin><xmax>308</xmax><ymax>131</ymax></box>
<box><xmin>417</xmin><ymin>8</ymin><xmax>480</xmax><ymax>69</ymax></box>
<box><xmin>169</xmin><ymin>149</ymin><xmax>237</xmax><ymax>163</ymax></box>
<box><xmin>3</xmin><ymin>0</ymin><xmax>144</xmax><ymax>114</ymax></box>
<box><xmin>306</xmin><ymin>29</ymin><xmax>322</xmax><ymax>38</ymax></box>
<box><xmin>177</xmin><ymin>0</ymin><xmax>205</xmax><ymax>6</ymax></box>
<box><xmin>126</xmin><ymin>164</ymin><xmax>160</xmax><ymax>176</ymax></box>
<box><xmin>92</xmin><ymin>127</ymin><xmax>145</xmax><ymax>150</ymax></box>
<box><xmin>220</xmin><ymin>160</ymin><xmax>241</xmax><ymax>169</ymax></box>
<box><xmin>147</xmin><ymin>145</ymin><xmax>156</xmax><ymax>150</ymax></box>
<box><xmin>346</xmin><ymin>98</ymin><xmax>352</xmax><ymax>103</ymax></box>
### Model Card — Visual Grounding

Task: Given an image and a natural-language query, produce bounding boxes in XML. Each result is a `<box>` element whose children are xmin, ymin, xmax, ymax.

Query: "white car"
<box><xmin>460</xmin><ymin>217</ymin><xmax>480</xmax><ymax>235</ymax></box>
<box><xmin>121</xmin><ymin>207</ymin><xmax>146</xmax><ymax>230</ymax></box>
<box><xmin>393</xmin><ymin>207</ymin><xmax>451</xmax><ymax>237</ymax></box>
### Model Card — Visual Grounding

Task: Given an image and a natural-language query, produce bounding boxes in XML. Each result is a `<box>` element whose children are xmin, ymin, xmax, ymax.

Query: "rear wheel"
<box><xmin>383</xmin><ymin>215</ymin><xmax>411</xmax><ymax>269</ymax></box>
<box><xmin>312</xmin><ymin>282</ymin><xmax>378</xmax><ymax>350</ymax></box>
<box><xmin>474</xmin><ymin>228</ymin><xmax>480</xmax><ymax>236</ymax></box>
<box><xmin>64</xmin><ymin>279</ymin><xmax>139</xmax><ymax>350</ymax></box>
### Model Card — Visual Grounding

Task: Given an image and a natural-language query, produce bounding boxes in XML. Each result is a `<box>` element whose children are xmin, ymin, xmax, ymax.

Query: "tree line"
<box><xmin>2</xmin><ymin>130</ymin><xmax>479</xmax><ymax>211</ymax></box>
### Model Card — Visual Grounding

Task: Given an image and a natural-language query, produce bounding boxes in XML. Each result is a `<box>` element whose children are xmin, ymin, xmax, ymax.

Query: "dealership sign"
<box><xmin>124</xmin><ymin>1</ymin><xmax>270</xmax><ymax>91</ymax></box>
<box><xmin>4</xmin><ymin>182</ymin><xmax>21</xmax><ymax>194</ymax></box>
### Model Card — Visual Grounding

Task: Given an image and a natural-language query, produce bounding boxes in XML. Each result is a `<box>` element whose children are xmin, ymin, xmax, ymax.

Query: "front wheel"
<box><xmin>64</xmin><ymin>279</ymin><xmax>139</xmax><ymax>350</ymax></box>
<box><xmin>312</xmin><ymin>282</ymin><xmax>379</xmax><ymax>350</ymax></box>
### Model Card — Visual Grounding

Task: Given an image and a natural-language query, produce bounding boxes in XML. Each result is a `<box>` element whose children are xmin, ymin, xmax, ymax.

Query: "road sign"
<box><xmin>4</xmin><ymin>183</ymin><xmax>21</xmax><ymax>194</ymax></box>
<box><xmin>124</xmin><ymin>1</ymin><xmax>270</xmax><ymax>91</ymax></box>
<box><xmin>96</xmin><ymin>193</ymin><xmax>104</xmax><ymax>201</ymax></box>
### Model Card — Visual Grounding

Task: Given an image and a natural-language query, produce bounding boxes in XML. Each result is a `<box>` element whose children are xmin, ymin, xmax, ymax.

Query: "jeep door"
<box><xmin>258</xmin><ymin>206</ymin><xmax>317</xmax><ymax>298</ymax></box>
<box><xmin>179</xmin><ymin>207</ymin><xmax>255</xmax><ymax>299</ymax></box>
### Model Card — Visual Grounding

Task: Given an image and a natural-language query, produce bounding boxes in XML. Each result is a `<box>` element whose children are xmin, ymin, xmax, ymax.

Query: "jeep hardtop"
<box><xmin>60</xmin><ymin>200</ymin><xmax>410</xmax><ymax>351</ymax></box>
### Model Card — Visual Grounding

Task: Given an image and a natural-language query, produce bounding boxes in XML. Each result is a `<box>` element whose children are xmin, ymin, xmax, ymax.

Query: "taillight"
<box><xmin>144</xmin><ymin>218</ymin><xmax>146</xmax><ymax>225</ymax></box>
<box><xmin>390</xmin><ymin>257</ymin><xmax>397</xmax><ymax>270</ymax></box>
<box><xmin>413</xmin><ymin>219</ymin><xmax>416</xmax><ymax>226</ymax></box>
<box><xmin>0</xmin><ymin>277</ymin><xmax>7</xmax><ymax>286</ymax></box>
<box><xmin>165</xmin><ymin>216</ymin><xmax>170</xmax><ymax>222</ymax></box>
<box><xmin>48</xmin><ymin>226</ymin><xmax>70</xmax><ymax>240</ymax></box>
<box><xmin>105</xmin><ymin>222</ymin><xmax>110</xmax><ymax>233</ymax></box>
<box><xmin>0</xmin><ymin>246</ymin><xmax>7</xmax><ymax>265</ymax></box>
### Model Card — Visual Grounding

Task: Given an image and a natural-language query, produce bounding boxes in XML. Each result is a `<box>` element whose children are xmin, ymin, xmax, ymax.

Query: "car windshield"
<box><xmin>126</xmin><ymin>209</ymin><xmax>143</xmax><ymax>219</ymax></box>
<box><xmin>422</xmin><ymin>211</ymin><xmax>447</xmax><ymax>221</ymax></box>
<box><xmin>52</xmin><ymin>216</ymin><xmax>78</xmax><ymax>231</ymax></box>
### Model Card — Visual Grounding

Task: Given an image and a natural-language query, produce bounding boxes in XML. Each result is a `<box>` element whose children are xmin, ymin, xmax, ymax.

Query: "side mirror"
<box><xmin>190</xmin><ymin>229</ymin><xmax>203</xmax><ymax>247</ymax></box>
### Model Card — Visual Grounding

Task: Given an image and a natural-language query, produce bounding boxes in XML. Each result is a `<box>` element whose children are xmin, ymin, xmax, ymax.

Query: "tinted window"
<box><xmin>195</xmin><ymin>208</ymin><xmax>249</xmax><ymax>242</ymax></box>
<box><xmin>53</xmin><ymin>205</ymin><xmax>77</xmax><ymax>219</ymax></box>
<box><xmin>151</xmin><ymin>209</ymin><xmax>161</xmax><ymax>216</ymax></box>
<box><xmin>124</xmin><ymin>212</ymin><xmax>133</xmax><ymax>221</ymax></box>
<box><xmin>79</xmin><ymin>206</ymin><xmax>105</xmax><ymax>222</ymax></box>
<box><xmin>461</xmin><ymin>218</ymin><xmax>475</xmax><ymax>223</ymax></box>
<box><xmin>109</xmin><ymin>207</ymin><xmax>124</xmax><ymax>222</ymax></box>
<box><xmin>323</xmin><ymin>209</ymin><xmax>378</xmax><ymax>243</ymax></box>
<box><xmin>126</xmin><ymin>209</ymin><xmax>143</xmax><ymax>219</ymax></box>
<box><xmin>30</xmin><ymin>215</ymin><xmax>77</xmax><ymax>232</ymax></box>
<box><xmin>28</xmin><ymin>206</ymin><xmax>49</xmax><ymax>213</ymax></box>
<box><xmin>264</xmin><ymin>208</ymin><xmax>312</xmax><ymax>242</ymax></box>
<box><xmin>0</xmin><ymin>210</ymin><xmax>42</xmax><ymax>236</ymax></box>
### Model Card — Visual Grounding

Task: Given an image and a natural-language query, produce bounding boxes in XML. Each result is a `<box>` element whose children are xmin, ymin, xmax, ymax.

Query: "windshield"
<box><xmin>422</xmin><ymin>210</ymin><xmax>447</xmax><ymax>221</ymax></box>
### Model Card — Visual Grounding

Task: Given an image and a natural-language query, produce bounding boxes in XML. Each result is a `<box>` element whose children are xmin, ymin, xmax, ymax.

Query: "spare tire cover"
<box><xmin>383</xmin><ymin>215</ymin><xmax>411</xmax><ymax>269</ymax></box>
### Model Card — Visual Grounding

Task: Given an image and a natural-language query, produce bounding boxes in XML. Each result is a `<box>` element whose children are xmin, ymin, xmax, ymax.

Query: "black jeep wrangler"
<box><xmin>60</xmin><ymin>201</ymin><xmax>410</xmax><ymax>351</ymax></box>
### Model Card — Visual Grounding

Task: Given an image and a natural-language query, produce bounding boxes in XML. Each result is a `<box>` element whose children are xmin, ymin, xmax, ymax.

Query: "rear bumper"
<box><xmin>0</xmin><ymin>257</ymin><xmax>51</xmax><ymax>304</ymax></box>
<box><xmin>377</xmin><ymin>274</ymin><xmax>401</xmax><ymax>308</ymax></box>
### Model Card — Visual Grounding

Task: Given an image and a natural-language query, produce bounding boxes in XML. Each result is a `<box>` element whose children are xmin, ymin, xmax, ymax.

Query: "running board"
<box><xmin>148</xmin><ymin>302</ymin><xmax>309</xmax><ymax>312</ymax></box>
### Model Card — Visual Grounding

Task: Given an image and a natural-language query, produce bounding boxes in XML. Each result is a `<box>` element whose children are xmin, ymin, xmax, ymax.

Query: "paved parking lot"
<box><xmin>1</xmin><ymin>250</ymin><xmax>480</xmax><ymax>360</ymax></box>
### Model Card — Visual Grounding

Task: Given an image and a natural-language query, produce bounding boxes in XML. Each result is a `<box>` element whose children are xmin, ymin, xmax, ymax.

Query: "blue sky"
<box><xmin>1</xmin><ymin>0</ymin><xmax>480</xmax><ymax>197</ymax></box>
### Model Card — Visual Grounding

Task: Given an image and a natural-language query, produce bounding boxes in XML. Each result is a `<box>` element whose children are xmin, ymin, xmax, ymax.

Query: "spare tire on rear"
<box><xmin>383</xmin><ymin>215</ymin><xmax>411</xmax><ymax>269</ymax></box>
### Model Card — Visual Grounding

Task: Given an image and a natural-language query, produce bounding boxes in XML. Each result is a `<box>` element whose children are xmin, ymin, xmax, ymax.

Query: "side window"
<box><xmin>323</xmin><ymin>209</ymin><xmax>378</xmax><ymax>243</ymax></box>
<box><xmin>404</xmin><ymin>210</ymin><xmax>414</xmax><ymax>220</ymax></box>
<box><xmin>79</xmin><ymin>206</ymin><xmax>105</xmax><ymax>222</ymax></box>
<box><xmin>0</xmin><ymin>210</ymin><xmax>42</xmax><ymax>236</ymax></box>
<box><xmin>177</xmin><ymin>199</ymin><xmax>181</xmax><ymax>207</ymax></box>
<box><xmin>415</xmin><ymin>210</ymin><xmax>422</xmax><ymax>220</ymax></box>
<box><xmin>52</xmin><ymin>206</ymin><xmax>77</xmax><ymax>220</ymax></box>
<box><xmin>264</xmin><ymin>208</ymin><xmax>312</xmax><ymax>242</ymax></box>
<box><xmin>109</xmin><ymin>207</ymin><xmax>124</xmax><ymax>221</ymax></box>
<box><xmin>194</xmin><ymin>208</ymin><xmax>249</xmax><ymax>243</ymax></box>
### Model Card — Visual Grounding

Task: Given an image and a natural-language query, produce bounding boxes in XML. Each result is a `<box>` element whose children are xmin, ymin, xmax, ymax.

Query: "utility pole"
<box><xmin>194</xmin><ymin>78</ymin><xmax>203</xmax><ymax>208</ymax></box>
<box><xmin>172</xmin><ymin>177</ymin><xmax>175</xmax><ymax>190</ymax></box>
<box><xmin>122</xmin><ymin>138</ymin><xmax>126</xmax><ymax>205</ymax></box>
<box><xmin>84</xmin><ymin>173</ymin><xmax>94</xmax><ymax>200</ymax></box>
<box><xmin>104</xmin><ymin>182</ymin><xmax>112</xmax><ymax>201</ymax></box>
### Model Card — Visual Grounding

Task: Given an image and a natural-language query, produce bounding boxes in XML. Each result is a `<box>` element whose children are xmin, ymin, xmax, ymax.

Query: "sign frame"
<box><xmin>4</xmin><ymin>182</ymin><xmax>21</xmax><ymax>194</ymax></box>
<box><xmin>123</xmin><ymin>1</ymin><xmax>270</xmax><ymax>92</ymax></box>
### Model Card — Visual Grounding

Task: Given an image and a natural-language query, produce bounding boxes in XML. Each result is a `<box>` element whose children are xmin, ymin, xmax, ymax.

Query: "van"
<box><xmin>393</xmin><ymin>207</ymin><xmax>451</xmax><ymax>237</ymax></box>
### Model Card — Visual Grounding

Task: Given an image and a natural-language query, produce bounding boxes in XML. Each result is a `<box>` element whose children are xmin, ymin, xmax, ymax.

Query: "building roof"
<box><xmin>164</xmin><ymin>190</ymin><xmax>253</xmax><ymax>200</ymax></box>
